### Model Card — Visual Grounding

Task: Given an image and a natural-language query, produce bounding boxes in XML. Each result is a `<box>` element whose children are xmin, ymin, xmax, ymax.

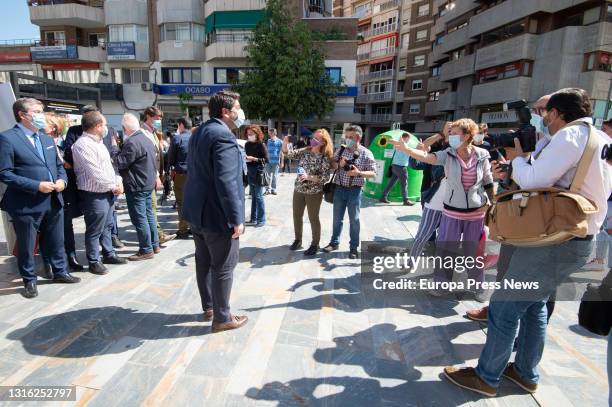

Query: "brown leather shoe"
<box><xmin>211</xmin><ymin>315</ymin><xmax>248</xmax><ymax>333</ymax></box>
<box><xmin>153</xmin><ymin>247</ymin><xmax>161</xmax><ymax>254</ymax></box>
<box><xmin>159</xmin><ymin>233</ymin><xmax>176</xmax><ymax>244</ymax></box>
<box><xmin>128</xmin><ymin>251</ymin><xmax>154</xmax><ymax>261</ymax></box>
<box><xmin>443</xmin><ymin>366</ymin><xmax>497</xmax><ymax>397</ymax></box>
<box><xmin>203</xmin><ymin>309</ymin><xmax>214</xmax><ymax>322</ymax></box>
<box><xmin>466</xmin><ymin>306</ymin><xmax>488</xmax><ymax>322</ymax></box>
<box><xmin>502</xmin><ymin>363</ymin><xmax>538</xmax><ymax>393</ymax></box>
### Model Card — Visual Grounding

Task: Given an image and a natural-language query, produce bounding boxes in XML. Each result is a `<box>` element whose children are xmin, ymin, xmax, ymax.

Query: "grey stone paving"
<box><xmin>0</xmin><ymin>174</ymin><xmax>608</xmax><ymax>406</ymax></box>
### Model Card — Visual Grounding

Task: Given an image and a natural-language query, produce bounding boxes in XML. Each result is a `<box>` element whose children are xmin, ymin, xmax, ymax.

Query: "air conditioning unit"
<box><xmin>141</xmin><ymin>82</ymin><xmax>153</xmax><ymax>91</ymax></box>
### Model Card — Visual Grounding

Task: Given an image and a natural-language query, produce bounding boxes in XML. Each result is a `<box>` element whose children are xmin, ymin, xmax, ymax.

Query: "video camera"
<box><xmin>487</xmin><ymin>100</ymin><xmax>537</xmax><ymax>153</ymax></box>
<box><xmin>602</xmin><ymin>144</ymin><xmax>612</xmax><ymax>161</ymax></box>
<box><xmin>340</xmin><ymin>147</ymin><xmax>361</xmax><ymax>171</ymax></box>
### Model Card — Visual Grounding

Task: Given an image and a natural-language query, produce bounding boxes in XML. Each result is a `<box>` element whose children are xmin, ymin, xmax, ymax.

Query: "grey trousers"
<box><xmin>382</xmin><ymin>164</ymin><xmax>408</xmax><ymax>200</ymax></box>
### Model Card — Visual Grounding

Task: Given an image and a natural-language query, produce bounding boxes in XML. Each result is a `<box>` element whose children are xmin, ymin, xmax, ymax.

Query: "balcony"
<box><xmin>104</xmin><ymin>0</ymin><xmax>148</xmax><ymax>26</ymax></box>
<box><xmin>425</xmin><ymin>101</ymin><xmax>441</xmax><ymax>116</ymax></box>
<box><xmin>475</xmin><ymin>34</ymin><xmax>537</xmax><ymax>71</ymax></box>
<box><xmin>205</xmin><ymin>35</ymin><xmax>248</xmax><ymax>61</ymax></box>
<box><xmin>357</xmin><ymin>52</ymin><xmax>370</xmax><ymax>62</ymax></box>
<box><xmin>471</xmin><ymin>76</ymin><xmax>532</xmax><ymax>106</ymax></box>
<box><xmin>437</xmin><ymin>0</ymin><xmax>479</xmax><ymax>27</ymax></box>
<box><xmin>361</xmin><ymin>23</ymin><xmax>398</xmax><ymax>39</ymax></box>
<box><xmin>362</xmin><ymin>113</ymin><xmax>402</xmax><ymax>123</ymax></box>
<box><xmin>427</xmin><ymin>76</ymin><xmax>447</xmax><ymax>92</ymax></box>
<box><xmin>28</xmin><ymin>0</ymin><xmax>104</xmax><ymax>28</ymax></box>
<box><xmin>437</xmin><ymin>27</ymin><xmax>476</xmax><ymax>55</ymax></box>
<box><xmin>440</xmin><ymin>54</ymin><xmax>475</xmax><ymax>82</ymax></box>
<box><xmin>358</xmin><ymin>69</ymin><xmax>395</xmax><ymax>82</ymax></box>
<box><xmin>29</xmin><ymin>39</ymin><xmax>105</xmax><ymax>62</ymax></box>
<box><xmin>468</xmin><ymin>0</ymin><xmax>593</xmax><ymax>39</ymax></box>
<box><xmin>377</xmin><ymin>0</ymin><xmax>399</xmax><ymax>13</ymax></box>
<box><xmin>370</xmin><ymin>47</ymin><xmax>397</xmax><ymax>60</ymax></box>
<box><xmin>438</xmin><ymin>91</ymin><xmax>457</xmax><ymax>111</ymax></box>
<box><xmin>158</xmin><ymin>40</ymin><xmax>205</xmax><ymax>62</ymax></box>
<box><xmin>157</xmin><ymin>0</ymin><xmax>204</xmax><ymax>24</ymax></box>
<box><xmin>204</xmin><ymin>0</ymin><xmax>266</xmax><ymax>16</ymax></box>
<box><xmin>356</xmin><ymin>91</ymin><xmax>394</xmax><ymax>103</ymax></box>
<box><xmin>106</xmin><ymin>41</ymin><xmax>149</xmax><ymax>62</ymax></box>
<box><xmin>76</xmin><ymin>45</ymin><xmax>105</xmax><ymax>62</ymax></box>
<box><xmin>431</xmin><ymin>46</ymin><xmax>447</xmax><ymax>64</ymax></box>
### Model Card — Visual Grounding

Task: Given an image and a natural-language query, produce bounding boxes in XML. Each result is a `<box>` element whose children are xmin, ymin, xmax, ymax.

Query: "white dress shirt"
<box><xmin>72</xmin><ymin>132</ymin><xmax>121</xmax><ymax>193</ymax></box>
<box><xmin>512</xmin><ymin>119</ymin><xmax>612</xmax><ymax>234</ymax></box>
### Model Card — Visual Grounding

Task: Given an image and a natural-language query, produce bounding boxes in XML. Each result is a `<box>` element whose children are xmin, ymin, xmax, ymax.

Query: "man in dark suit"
<box><xmin>0</xmin><ymin>98</ymin><xmax>81</xmax><ymax>298</ymax></box>
<box><xmin>183</xmin><ymin>91</ymin><xmax>248</xmax><ymax>333</ymax></box>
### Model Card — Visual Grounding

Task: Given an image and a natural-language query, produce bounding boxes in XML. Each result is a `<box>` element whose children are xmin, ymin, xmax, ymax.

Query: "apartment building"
<box><xmin>0</xmin><ymin>0</ymin><xmax>359</xmax><ymax>132</ymax></box>
<box><xmin>424</xmin><ymin>0</ymin><xmax>612</xmax><ymax>134</ymax></box>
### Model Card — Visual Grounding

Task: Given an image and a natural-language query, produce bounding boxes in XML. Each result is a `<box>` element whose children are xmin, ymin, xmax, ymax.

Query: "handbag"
<box><xmin>255</xmin><ymin>165</ymin><xmax>270</xmax><ymax>187</ymax></box>
<box><xmin>485</xmin><ymin>120</ymin><xmax>599</xmax><ymax>247</ymax></box>
<box><xmin>386</xmin><ymin>151</ymin><xmax>396</xmax><ymax>178</ymax></box>
<box><xmin>323</xmin><ymin>170</ymin><xmax>338</xmax><ymax>204</ymax></box>
<box><xmin>578</xmin><ymin>283</ymin><xmax>612</xmax><ymax>336</ymax></box>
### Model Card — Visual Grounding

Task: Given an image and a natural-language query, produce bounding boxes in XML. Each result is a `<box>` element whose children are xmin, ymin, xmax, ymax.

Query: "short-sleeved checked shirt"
<box><xmin>333</xmin><ymin>144</ymin><xmax>377</xmax><ymax>187</ymax></box>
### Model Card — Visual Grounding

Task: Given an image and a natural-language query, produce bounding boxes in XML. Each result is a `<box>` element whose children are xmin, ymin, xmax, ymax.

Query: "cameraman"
<box><xmin>443</xmin><ymin>88</ymin><xmax>612</xmax><ymax>397</ymax></box>
<box><xmin>321</xmin><ymin>125</ymin><xmax>376</xmax><ymax>259</ymax></box>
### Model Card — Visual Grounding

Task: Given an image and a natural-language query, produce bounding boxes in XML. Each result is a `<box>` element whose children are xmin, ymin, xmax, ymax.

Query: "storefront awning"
<box><xmin>205</xmin><ymin>10</ymin><xmax>266</xmax><ymax>35</ymax></box>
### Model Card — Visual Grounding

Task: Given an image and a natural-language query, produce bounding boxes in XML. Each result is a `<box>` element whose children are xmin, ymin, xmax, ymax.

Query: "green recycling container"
<box><xmin>363</xmin><ymin>129</ymin><xmax>423</xmax><ymax>202</ymax></box>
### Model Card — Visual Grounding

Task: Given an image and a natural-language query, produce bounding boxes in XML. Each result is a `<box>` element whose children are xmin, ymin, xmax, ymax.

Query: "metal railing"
<box><xmin>361</xmin><ymin>23</ymin><xmax>398</xmax><ymax>39</ymax></box>
<box><xmin>9</xmin><ymin>72</ymin><xmax>102</xmax><ymax>107</ymax></box>
<box><xmin>32</xmin><ymin>38</ymin><xmax>105</xmax><ymax>48</ymax></box>
<box><xmin>370</xmin><ymin>47</ymin><xmax>397</xmax><ymax>59</ymax></box>
<box><xmin>0</xmin><ymin>39</ymin><xmax>39</xmax><ymax>47</ymax></box>
<box><xmin>363</xmin><ymin>113</ymin><xmax>401</xmax><ymax>123</ymax></box>
<box><xmin>357</xmin><ymin>52</ymin><xmax>370</xmax><ymax>61</ymax></box>
<box><xmin>207</xmin><ymin>32</ymin><xmax>254</xmax><ymax>45</ymax></box>
<box><xmin>379</xmin><ymin>0</ymin><xmax>399</xmax><ymax>12</ymax></box>
<box><xmin>357</xmin><ymin>68</ymin><xmax>395</xmax><ymax>82</ymax></box>
<box><xmin>356</xmin><ymin>90</ymin><xmax>395</xmax><ymax>102</ymax></box>
<box><xmin>28</xmin><ymin>0</ymin><xmax>103</xmax><ymax>7</ymax></box>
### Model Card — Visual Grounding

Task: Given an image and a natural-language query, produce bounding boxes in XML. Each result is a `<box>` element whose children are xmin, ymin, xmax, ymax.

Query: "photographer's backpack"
<box><xmin>486</xmin><ymin>120</ymin><xmax>600</xmax><ymax>247</ymax></box>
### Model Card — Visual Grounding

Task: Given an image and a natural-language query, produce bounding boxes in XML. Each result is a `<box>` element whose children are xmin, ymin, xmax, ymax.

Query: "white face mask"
<box><xmin>247</xmin><ymin>135</ymin><xmax>256</xmax><ymax>142</ymax></box>
<box><xmin>473</xmin><ymin>133</ymin><xmax>484</xmax><ymax>143</ymax></box>
<box><xmin>233</xmin><ymin>108</ymin><xmax>246</xmax><ymax>129</ymax></box>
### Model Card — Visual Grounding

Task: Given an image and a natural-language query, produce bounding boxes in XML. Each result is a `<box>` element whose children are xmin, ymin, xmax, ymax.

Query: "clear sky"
<box><xmin>0</xmin><ymin>0</ymin><xmax>40</xmax><ymax>41</ymax></box>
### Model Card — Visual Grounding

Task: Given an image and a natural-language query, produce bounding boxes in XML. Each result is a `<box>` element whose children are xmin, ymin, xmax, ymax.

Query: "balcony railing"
<box><xmin>0</xmin><ymin>38</ymin><xmax>39</xmax><ymax>47</ymax></box>
<box><xmin>206</xmin><ymin>32</ymin><xmax>253</xmax><ymax>45</ymax></box>
<box><xmin>356</xmin><ymin>90</ymin><xmax>394</xmax><ymax>102</ymax></box>
<box><xmin>363</xmin><ymin>113</ymin><xmax>401</xmax><ymax>123</ymax></box>
<box><xmin>379</xmin><ymin>0</ymin><xmax>399</xmax><ymax>12</ymax></box>
<box><xmin>28</xmin><ymin>0</ymin><xmax>103</xmax><ymax>7</ymax></box>
<box><xmin>32</xmin><ymin>38</ymin><xmax>105</xmax><ymax>48</ymax></box>
<box><xmin>357</xmin><ymin>52</ymin><xmax>370</xmax><ymax>61</ymax></box>
<box><xmin>357</xmin><ymin>68</ymin><xmax>395</xmax><ymax>82</ymax></box>
<box><xmin>370</xmin><ymin>47</ymin><xmax>397</xmax><ymax>59</ymax></box>
<box><xmin>360</xmin><ymin>23</ymin><xmax>398</xmax><ymax>39</ymax></box>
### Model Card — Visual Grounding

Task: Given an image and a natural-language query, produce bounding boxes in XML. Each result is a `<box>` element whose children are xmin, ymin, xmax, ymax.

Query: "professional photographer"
<box><xmin>321</xmin><ymin>124</ymin><xmax>376</xmax><ymax>259</ymax></box>
<box><xmin>443</xmin><ymin>88</ymin><xmax>612</xmax><ymax>398</ymax></box>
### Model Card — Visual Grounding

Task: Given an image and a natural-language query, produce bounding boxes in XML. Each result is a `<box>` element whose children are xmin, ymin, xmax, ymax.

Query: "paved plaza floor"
<box><xmin>0</xmin><ymin>175</ymin><xmax>608</xmax><ymax>406</ymax></box>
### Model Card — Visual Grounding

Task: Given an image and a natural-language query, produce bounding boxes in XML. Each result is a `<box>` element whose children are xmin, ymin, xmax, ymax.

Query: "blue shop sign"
<box><xmin>107</xmin><ymin>42</ymin><xmax>136</xmax><ymax>60</ymax></box>
<box><xmin>30</xmin><ymin>45</ymin><xmax>78</xmax><ymax>60</ymax></box>
<box><xmin>153</xmin><ymin>84</ymin><xmax>359</xmax><ymax>97</ymax></box>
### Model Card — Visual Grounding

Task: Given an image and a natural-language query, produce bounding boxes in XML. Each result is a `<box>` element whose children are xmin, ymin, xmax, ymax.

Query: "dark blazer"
<box><xmin>114</xmin><ymin>130</ymin><xmax>158</xmax><ymax>193</ymax></box>
<box><xmin>0</xmin><ymin>125</ymin><xmax>67</xmax><ymax>215</ymax></box>
<box><xmin>167</xmin><ymin>131</ymin><xmax>191</xmax><ymax>174</ymax></box>
<box><xmin>183</xmin><ymin>119</ymin><xmax>245</xmax><ymax>233</ymax></box>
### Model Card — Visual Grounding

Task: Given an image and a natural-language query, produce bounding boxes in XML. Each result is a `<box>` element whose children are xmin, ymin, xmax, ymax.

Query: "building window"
<box><xmin>435</xmin><ymin>33</ymin><xmax>444</xmax><ymax>45</ymax></box>
<box><xmin>162</xmin><ymin>68</ymin><xmax>201</xmax><ymax>84</ymax></box>
<box><xmin>214</xmin><ymin>67</ymin><xmax>252</xmax><ymax>84</ymax></box>
<box><xmin>403</xmin><ymin>18</ymin><xmax>409</xmax><ymax>26</ymax></box>
<box><xmin>399</xmin><ymin>65</ymin><xmax>406</xmax><ymax>72</ymax></box>
<box><xmin>397</xmin><ymin>80</ymin><xmax>405</xmax><ymax>92</ymax></box>
<box><xmin>109</xmin><ymin>24</ymin><xmax>148</xmax><ymax>43</ymax></box>
<box><xmin>584</xmin><ymin>51</ymin><xmax>611</xmax><ymax>72</ymax></box>
<box><xmin>115</xmin><ymin>68</ymin><xmax>150</xmax><ymax>84</ymax></box>
<box><xmin>481</xmin><ymin>20</ymin><xmax>525</xmax><ymax>47</ymax></box>
<box><xmin>414</xmin><ymin>54</ymin><xmax>425</xmax><ymax>66</ymax></box>
<box><xmin>325</xmin><ymin>67</ymin><xmax>342</xmax><ymax>84</ymax></box>
<box><xmin>409</xmin><ymin>103</ymin><xmax>420</xmax><ymax>114</ymax></box>
<box><xmin>402</xmin><ymin>33</ymin><xmax>409</xmax><ymax>49</ymax></box>
<box><xmin>411</xmin><ymin>79</ymin><xmax>423</xmax><ymax>91</ymax></box>
<box><xmin>431</xmin><ymin>66</ymin><xmax>441</xmax><ymax>77</ymax></box>
<box><xmin>44</xmin><ymin>31</ymin><xmax>65</xmax><ymax>46</ymax></box>
<box><xmin>353</xmin><ymin>2</ymin><xmax>371</xmax><ymax>18</ymax></box>
<box><xmin>477</xmin><ymin>60</ymin><xmax>533</xmax><ymax>84</ymax></box>
<box><xmin>88</xmin><ymin>33</ymin><xmax>105</xmax><ymax>47</ymax></box>
<box><xmin>583</xmin><ymin>7</ymin><xmax>601</xmax><ymax>25</ymax></box>
<box><xmin>160</xmin><ymin>23</ymin><xmax>205</xmax><ymax>42</ymax></box>
<box><xmin>608</xmin><ymin>4</ymin><xmax>612</xmax><ymax>22</ymax></box>
<box><xmin>418</xmin><ymin>4</ymin><xmax>429</xmax><ymax>17</ymax></box>
<box><xmin>428</xmin><ymin>91</ymin><xmax>440</xmax><ymax>101</ymax></box>
<box><xmin>439</xmin><ymin>1</ymin><xmax>455</xmax><ymax>17</ymax></box>
<box><xmin>415</xmin><ymin>29</ymin><xmax>428</xmax><ymax>42</ymax></box>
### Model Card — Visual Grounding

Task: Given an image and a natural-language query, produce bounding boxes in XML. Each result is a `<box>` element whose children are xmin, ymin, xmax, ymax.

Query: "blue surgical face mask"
<box><xmin>152</xmin><ymin>119</ymin><xmax>162</xmax><ymax>130</ymax></box>
<box><xmin>448</xmin><ymin>135</ymin><xmax>461</xmax><ymax>149</ymax></box>
<box><xmin>31</xmin><ymin>113</ymin><xmax>46</xmax><ymax>130</ymax></box>
<box><xmin>345</xmin><ymin>138</ymin><xmax>356</xmax><ymax>148</ymax></box>
<box><xmin>102</xmin><ymin>125</ymin><xmax>109</xmax><ymax>138</ymax></box>
<box><xmin>233</xmin><ymin>108</ymin><xmax>246</xmax><ymax>129</ymax></box>
<box><xmin>530</xmin><ymin>113</ymin><xmax>543</xmax><ymax>132</ymax></box>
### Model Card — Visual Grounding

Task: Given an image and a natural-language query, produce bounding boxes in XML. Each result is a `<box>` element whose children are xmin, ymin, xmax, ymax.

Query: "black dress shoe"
<box><xmin>102</xmin><ymin>255</ymin><xmax>127</xmax><ymax>265</ymax></box>
<box><xmin>23</xmin><ymin>281</ymin><xmax>38</xmax><ymax>298</ymax></box>
<box><xmin>289</xmin><ymin>240</ymin><xmax>302</xmax><ymax>251</ymax></box>
<box><xmin>380</xmin><ymin>197</ymin><xmax>390</xmax><ymax>204</ymax></box>
<box><xmin>176</xmin><ymin>232</ymin><xmax>190</xmax><ymax>240</ymax></box>
<box><xmin>349</xmin><ymin>249</ymin><xmax>359</xmax><ymax>259</ymax></box>
<box><xmin>112</xmin><ymin>237</ymin><xmax>125</xmax><ymax>249</ymax></box>
<box><xmin>89</xmin><ymin>262</ymin><xmax>109</xmax><ymax>275</ymax></box>
<box><xmin>68</xmin><ymin>256</ymin><xmax>84</xmax><ymax>271</ymax></box>
<box><xmin>321</xmin><ymin>243</ymin><xmax>339</xmax><ymax>253</ymax></box>
<box><xmin>304</xmin><ymin>245</ymin><xmax>319</xmax><ymax>256</ymax></box>
<box><xmin>53</xmin><ymin>273</ymin><xmax>82</xmax><ymax>283</ymax></box>
<box><xmin>41</xmin><ymin>263</ymin><xmax>53</xmax><ymax>279</ymax></box>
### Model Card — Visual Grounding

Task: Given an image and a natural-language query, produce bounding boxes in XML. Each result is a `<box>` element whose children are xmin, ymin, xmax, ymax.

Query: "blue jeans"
<box><xmin>125</xmin><ymin>190</ymin><xmax>159</xmax><ymax>254</ymax></box>
<box><xmin>79</xmin><ymin>191</ymin><xmax>115</xmax><ymax>263</ymax></box>
<box><xmin>608</xmin><ymin>331</ymin><xmax>612</xmax><ymax>406</ymax></box>
<box><xmin>475</xmin><ymin>238</ymin><xmax>593</xmax><ymax>387</ymax></box>
<box><xmin>330</xmin><ymin>186</ymin><xmax>362</xmax><ymax>250</ymax></box>
<box><xmin>247</xmin><ymin>166</ymin><xmax>266</xmax><ymax>224</ymax></box>
<box><xmin>265</xmin><ymin>163</ymin><xmax>280</xmax><ymax>192</ymax></box>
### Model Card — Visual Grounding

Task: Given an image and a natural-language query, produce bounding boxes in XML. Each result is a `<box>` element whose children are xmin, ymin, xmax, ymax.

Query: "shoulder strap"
<box><xmin>569</xmin><ymin>120</ymin><xmax>598</xmax><ymax>193</ymax></box>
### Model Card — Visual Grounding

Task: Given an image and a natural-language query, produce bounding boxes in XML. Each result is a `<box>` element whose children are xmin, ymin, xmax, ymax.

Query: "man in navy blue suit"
<box><xmin>183</xmin><ymin>91</ymin><xmax>248</xmax><ymax>333</ymax></box>
<box><xmin>0</xmin><ymin>98</ymin><xmax>81</xmax><ymax>298</ymax></box>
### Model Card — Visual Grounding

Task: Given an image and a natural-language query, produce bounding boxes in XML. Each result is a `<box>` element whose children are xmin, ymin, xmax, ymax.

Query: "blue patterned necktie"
<box><xmin>32</xmin><ymin>133</ymin><xmax>53</xmax><ymax>181</ymax></box>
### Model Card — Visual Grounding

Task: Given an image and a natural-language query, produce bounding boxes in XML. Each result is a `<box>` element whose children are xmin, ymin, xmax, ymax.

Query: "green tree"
<box><xmin>178</xmin><ymin>92</ymin><xmax>193</xmax><ymax>118</ymax></box>
<box><xmin>233</xmin><ymin>0</ymin><xmax>345</xmax><ymax>133</ymax></box>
